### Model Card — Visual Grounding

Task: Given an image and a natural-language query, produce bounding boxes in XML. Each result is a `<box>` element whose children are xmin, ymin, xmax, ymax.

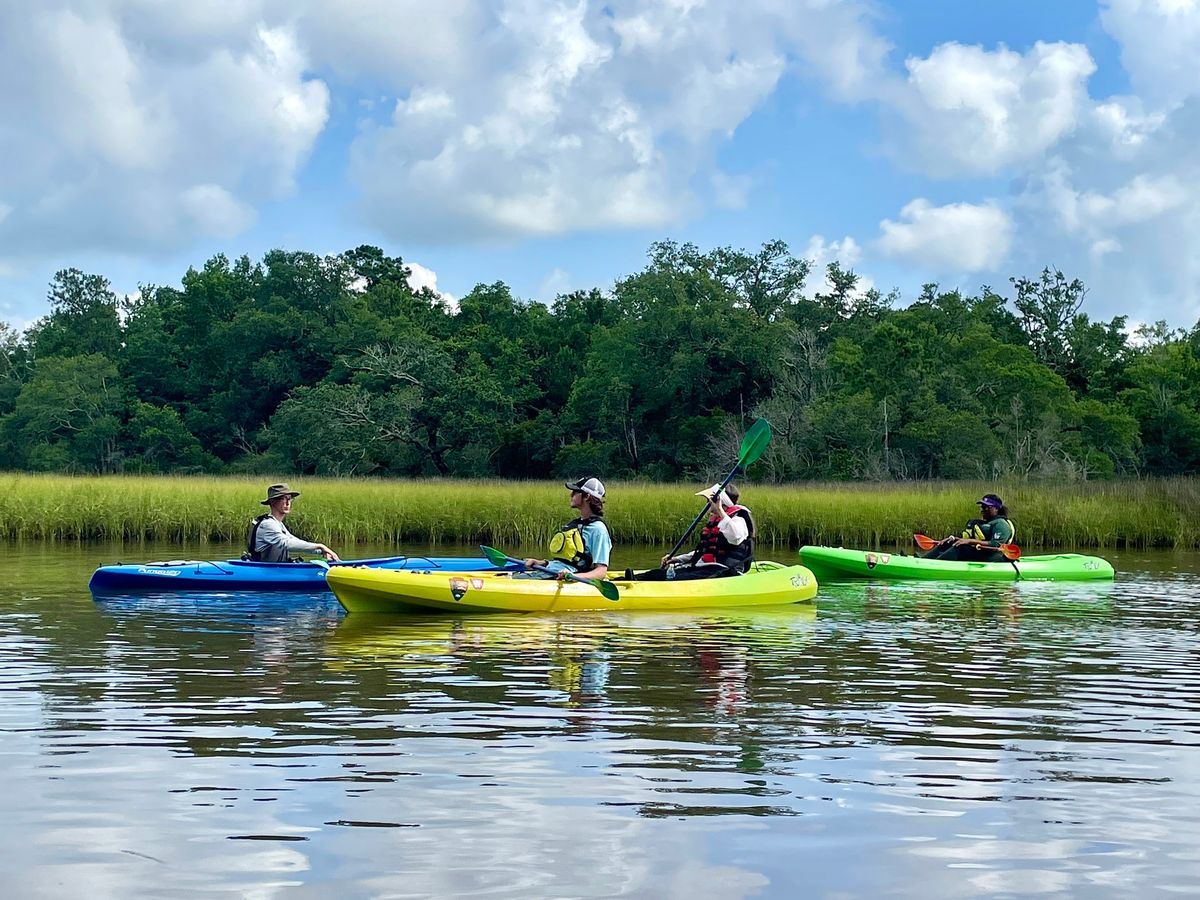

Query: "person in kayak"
<box><xmin>245</xmin><ymin>483</ymin><xmax>340</xmax><ymax>563</ymax></box>
<box><xmin>922</xmin><ymin>494</ymin><xmax>1015</xmax><ymax>562</ymax></box>
<box><xmin>652</xmin><ymin>482</ymin><xmax>755</xmax><ymax>580</ymax></box>
<box><xmin>522</xmin><ymin>476</ymin><xmax>612</xmax><ymax>581</ymax></box>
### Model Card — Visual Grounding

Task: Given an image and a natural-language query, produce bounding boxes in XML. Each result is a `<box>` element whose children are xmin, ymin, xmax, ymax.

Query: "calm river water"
<box><xmin>2</xmin><ymin>541</ymin><xmax>1198</xmax><ymax>898</ymax></box>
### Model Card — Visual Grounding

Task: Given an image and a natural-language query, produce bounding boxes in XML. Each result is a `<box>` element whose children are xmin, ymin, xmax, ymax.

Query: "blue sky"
<box><xmin>2</xmin><ymin>0</ymin><xmax>1198</xmax><ymax>328</ymax></box>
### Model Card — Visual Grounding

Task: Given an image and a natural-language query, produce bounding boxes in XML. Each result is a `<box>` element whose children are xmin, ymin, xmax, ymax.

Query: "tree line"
<box><xmin>0</xmin><ymin>240</ymin><xmax>1194</xmax><ymax>480</ymax></box>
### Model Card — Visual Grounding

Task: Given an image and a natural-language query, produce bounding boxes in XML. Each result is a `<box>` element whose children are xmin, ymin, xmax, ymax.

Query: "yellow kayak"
<box><xmin>326</xmin><ymin>561</ymin><xmax>819</xmax><ymax>614</ymax></box>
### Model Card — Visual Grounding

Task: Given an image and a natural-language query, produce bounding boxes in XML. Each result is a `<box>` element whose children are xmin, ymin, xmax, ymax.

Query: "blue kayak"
<box><xmin>88</xmin><ymin>555</ymin><xmax>514</xmax><ymax>593</ymax></box>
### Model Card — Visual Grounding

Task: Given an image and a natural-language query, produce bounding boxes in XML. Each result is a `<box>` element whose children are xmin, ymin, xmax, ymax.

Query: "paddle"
<box><xmin>663</xmin><ymin>418</ymin><xmax>773</xmax><ymax>563</ymax></box>
<box><xmin>913</xmin><ymin>533</ymin><xmax>1021</xmax><ymax>561</ymax></box>
<box><xmin>479</xmin><ymin>545</ymin><xmax>620</xmax><ymax>602</ymax></box>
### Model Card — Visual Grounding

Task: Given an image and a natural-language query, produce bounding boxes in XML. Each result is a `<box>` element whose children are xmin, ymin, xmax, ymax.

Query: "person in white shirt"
<box><xmin>658</xmin><ymin>482</ymin><xmax>755</xmax><ymax>579</ymax></box>
<box><xmin>245</xmin><ymin>483</ymin><xmax>340</xmax><ymax>563</ymax></box>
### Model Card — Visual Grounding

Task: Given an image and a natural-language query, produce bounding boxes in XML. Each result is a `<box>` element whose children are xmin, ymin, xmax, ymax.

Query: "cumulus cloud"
<box><xmin>803</xmin><ymin>235</ymin><xmax>876</xmax><ymax>296</ymax></box>
<box><xmin>405</xmin><ymin>260</ymin><xmax>458</xmax><ymax>310</ymax></box>
<box><xmin>322</xmin><ymin>0</ymin><xmax>893</xmax><ymax>242</ymax></box>
<box><xmin>878</xmin><ymin>199</ymin><xmax>1012</xmax><ymax>272</ymax></box>
<box><xmin>1100</xmin><ymin>0</ymin><xmax>1200</xmax><ymax>105</ymax></box>
<box><xmin>0</xmin><ymin>1</ymin><xmax>328</xmax><ymax>261</ymax></box>
<box><xmin>885</xmin><ymin>41</ymin><xmax>1096</xmax><ymax>176</ymax></box>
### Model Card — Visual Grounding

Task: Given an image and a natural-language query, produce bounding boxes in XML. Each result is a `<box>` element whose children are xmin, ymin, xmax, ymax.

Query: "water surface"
<box><xmin>2</xmin><ymin>542</ymin><xmax>1198</xmax><ymax>897</ymax></box>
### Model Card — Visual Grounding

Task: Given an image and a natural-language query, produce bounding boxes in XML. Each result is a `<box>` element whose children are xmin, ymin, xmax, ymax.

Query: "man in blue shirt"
<box><xmin>523</xmin><ymin>476</ymin><xmax>612</xmax><ymax>581</ymax></box>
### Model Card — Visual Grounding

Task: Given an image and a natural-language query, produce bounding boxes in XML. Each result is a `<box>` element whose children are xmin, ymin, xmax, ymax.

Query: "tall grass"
<box><xmin>0</xmin><ymin>473</ymin><xmax>1194</xmax><ymax>549</ymax></box>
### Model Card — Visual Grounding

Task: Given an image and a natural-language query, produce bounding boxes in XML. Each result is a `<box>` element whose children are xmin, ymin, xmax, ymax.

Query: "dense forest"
<box><xmin>0</xmin><ymin>240</ymin><xmax>1194</xmax><ymax>481</ymax></box>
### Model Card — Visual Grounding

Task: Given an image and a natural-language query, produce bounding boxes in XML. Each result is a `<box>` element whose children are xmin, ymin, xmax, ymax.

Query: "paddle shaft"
<box><xmin>664</xmin><ymin>463</ymin><xmax>742</xmax><ymax>562</ymax></box>
<box><xmin>480</xmin><ymin>545</ymin><xmax>618</xmax><ymax>601</ymax></box>
<box><xmin>914</xmin><ymin>533</ymin><xmax>1021</xmax><ymax>563</ymax></box>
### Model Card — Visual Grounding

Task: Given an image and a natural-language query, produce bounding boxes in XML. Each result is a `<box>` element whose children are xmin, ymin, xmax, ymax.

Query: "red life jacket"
<box><xmin>695</xmin><ymin>505</ymin><xmax>755</xmax><ymax>572</ymax></box>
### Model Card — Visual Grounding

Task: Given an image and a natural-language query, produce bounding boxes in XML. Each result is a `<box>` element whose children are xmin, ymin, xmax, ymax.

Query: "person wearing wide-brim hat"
<box><xmin>521</xmin><ymin>476</ymin><xmax>612</xmax><ymax>582</ymax></box>
<box><xmin>653</xmin><ymin>481</ymin><xmax>755</xmax><ymax>580</ymax></box>
<box><xmin>922</xmin><ymin>493</ymin><xmax>1015</xmax><ymax>562</ymax></box>
<box><xmin>244</xmin><ymin>483</ymin><xmax>340</xmax><ymax>563</ymax></box>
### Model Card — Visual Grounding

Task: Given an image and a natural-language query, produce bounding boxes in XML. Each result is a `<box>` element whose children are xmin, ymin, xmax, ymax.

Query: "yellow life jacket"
<box><xmin>549</xmin><ymin>516</ymin><xmax>608</xmax><ymax>570</ymax></box>
<box><xmin>962</xmin><ymin>517</ymin><xmax>1015</xmax><ymax>542</ymax></box>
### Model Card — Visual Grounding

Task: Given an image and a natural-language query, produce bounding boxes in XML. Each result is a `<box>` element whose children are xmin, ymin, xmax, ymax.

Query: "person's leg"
<box><xmin>929</xmin><ymin>545</ymin><xmax>1004</xmax><ymax>563</ymax></box>
<box><xmin>632</xmin><ymin>568</ymin><xmax>669</xmax><ymax>581</ymax></box>
<box><xmin>666</xmin><ymin>563</ymin><xmax>730</xmax><ymax>580</ymax></box>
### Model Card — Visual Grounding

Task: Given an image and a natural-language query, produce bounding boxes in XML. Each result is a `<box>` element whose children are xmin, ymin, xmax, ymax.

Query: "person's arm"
<box><xmin>564</xmin><ymin>523</ymin><xmax>612</xmax><ymax>581</ymax></box>
<box><xmin>258</xmin><ymin>518</ymin><xmax>339</xmax><ymax>561</ymax></box>
<box><xmin>958</xmin><ymin>520</ymin><xmax>1011</xmax><ymax>550</ymax></box>
<box><xmin>716</xmin><ymin>514</ymin><xmax>749</xmax><ymax>545</ymax></box>
<box><xmin>571</xmin><ymin>563</ymin><xmax>609</xmax><ymax>580</ymax></box>
<box><xmin>981</xmin><ymin>518</ymin><xmax>1013</xmax><ymax>547</ymax></box>
<box><xmin>662</xmin><ymin>548</ymin><xmax>696</xmax><ymax>565</ymax></box>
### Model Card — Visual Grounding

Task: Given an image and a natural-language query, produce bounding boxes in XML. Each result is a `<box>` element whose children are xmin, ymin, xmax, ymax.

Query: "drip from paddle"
<box><xmin>914</xmin><ymin>533</ymin><xmax>1021</xmax><ymax>560</ymax></box>
<box><xmin>479</xmin><ymin>545</ymin><xmax>620</xmax><ymax>602</ymax></box>
<box><xmin>663</xmin><ymin>418</ymin><xmax>772</xmax><ymax>563</ymax></box>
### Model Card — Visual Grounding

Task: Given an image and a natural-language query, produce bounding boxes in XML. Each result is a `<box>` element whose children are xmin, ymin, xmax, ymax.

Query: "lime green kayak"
<box><xmin>798</xmin><ymin>545</ymin><xmax>1115</xmax><ymax>582</ymax></box>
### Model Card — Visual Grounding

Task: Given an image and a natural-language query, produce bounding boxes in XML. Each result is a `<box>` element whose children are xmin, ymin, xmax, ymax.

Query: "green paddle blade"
<box><xmin>592</xmin><ymin>578</ymin><xmax>620</xmax><ymax>602</ymax></box>
<box><xmin>738</xmin><ymin>417</ymin><xmax>772</xmax><ymax>467</ymax></box>
<box><xmin>480</xmin><ymin>545</ymin><xmax>512</xmax><ymax>568</ymax></box>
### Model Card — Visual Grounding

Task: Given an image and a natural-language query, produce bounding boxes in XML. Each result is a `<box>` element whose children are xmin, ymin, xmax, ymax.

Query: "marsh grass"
<box><xmin>0</xmin><ymin>473</ymin><xmax>1194</xmax><ymax>550</ymax></box>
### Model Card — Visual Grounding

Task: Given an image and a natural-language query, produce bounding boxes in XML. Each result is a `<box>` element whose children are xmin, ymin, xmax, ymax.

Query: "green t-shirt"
<box><xmin>976</xmin><ymin>517</ymin><xmax>1014</xmax><ymax>546</ymax></box>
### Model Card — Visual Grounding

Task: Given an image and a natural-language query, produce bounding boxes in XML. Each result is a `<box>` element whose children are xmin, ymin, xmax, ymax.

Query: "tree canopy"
<box><xmin>0</xmin><ymin>245</ymin><xmax>1186</xmax><ymax>481</ymax></box>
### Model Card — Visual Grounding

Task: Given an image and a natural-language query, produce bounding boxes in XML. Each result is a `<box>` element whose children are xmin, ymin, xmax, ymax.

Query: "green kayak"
<box><xmin>798</xmin><ymin>545</ymin><xmax>1115</xmax><ymax>582</ymax></box>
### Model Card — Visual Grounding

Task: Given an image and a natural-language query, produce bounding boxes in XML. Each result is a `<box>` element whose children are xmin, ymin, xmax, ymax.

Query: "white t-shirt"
<box><xmin>676</xmin><ymin>510</ymin><xmax>749</xmax><ymax>564</ymax></box>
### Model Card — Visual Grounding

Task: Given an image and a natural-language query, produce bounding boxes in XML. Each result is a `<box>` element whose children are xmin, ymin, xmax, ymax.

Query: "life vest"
<box><xmin>962</xmin><ymin>517</ymin><xmax>1015</xmax><ymax>543</ymax></box>
<box><xmin>244</xmin><ymin>513</ymin><xmax>270</xmax><ymax>561</ymax></box>
<box><xmin>694</xmin><ymin>506</ymin><xmax>755</xmax><ymax>573</ymax></box>
<box><xmin>549</xmin><ymin>516</ymin><xmax>610</xmax><ymax>571</ymax></box>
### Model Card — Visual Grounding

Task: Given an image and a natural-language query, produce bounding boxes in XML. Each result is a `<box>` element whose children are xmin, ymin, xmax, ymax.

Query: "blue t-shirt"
<box><xmin>544</xmin><ymin>520</ymin><xmax>612</xmax><ymax>574</ymax></box>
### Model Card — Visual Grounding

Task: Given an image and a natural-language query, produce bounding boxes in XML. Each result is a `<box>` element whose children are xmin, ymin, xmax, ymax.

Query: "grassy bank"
<box><xmin>0</xmin><ymin>473</ymin><xmax>1196</xmax><ymax>550</ymax></box>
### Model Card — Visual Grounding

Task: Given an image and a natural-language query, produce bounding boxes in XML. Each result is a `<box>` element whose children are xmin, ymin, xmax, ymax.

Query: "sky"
<box><xmin>1</xmin><ymin>0</ymin><xmax>1199</xmax><ymax>329</ymax></box>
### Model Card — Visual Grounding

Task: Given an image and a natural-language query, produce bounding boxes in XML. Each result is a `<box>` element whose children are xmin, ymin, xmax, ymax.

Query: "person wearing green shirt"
<box><xmin>923</xmin><ymin>494</ymin><xmax>1015</xmax><ymax>562</ymax></box>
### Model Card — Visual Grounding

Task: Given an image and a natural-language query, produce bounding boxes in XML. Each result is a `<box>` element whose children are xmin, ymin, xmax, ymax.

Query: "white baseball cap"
<box><xmin>565</xmin><ymin>476</ymin><xmax>605</xmax><ymax>500</ymax></box>
<box><xmin>695</xmin><ymin>483</ymin><xmax>732</xmax><ymax>506</ymax></box>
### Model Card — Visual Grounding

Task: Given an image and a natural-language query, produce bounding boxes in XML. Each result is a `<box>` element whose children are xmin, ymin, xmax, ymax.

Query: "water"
<box><xmin>2</xmin><ymin>542</ymin><xmax>1199</xmax><ymax>897</ymax></box>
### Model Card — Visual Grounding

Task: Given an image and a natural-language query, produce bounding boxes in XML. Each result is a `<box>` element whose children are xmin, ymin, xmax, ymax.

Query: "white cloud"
<box><xmin>886</xmin><ymin>41</ymin><xmax>1095</xmax><ymax>176</ymax></box>
<box><xmin>405</xmin><ymin>261</ymin><xmax>458</xmax><ymax>310</ymax></box>
<box><xmin>327</xmin><ymin>0</ymin><xmax>891</xmax><ymax>242</ymax></box>
<box><xmin>535</xmin><ymin>267</ymin><xmax>575</xmax><ymax>302</ymax></box>
<box><xmin>803</xmin><ymin>234</ymin><xmax>875</xmax><ymax>296</ymax></box>
<box><xmin>1100</xmin><ymin>0</ymin><xmax>1200</xmax><ymax>104</ymax></box>
<box><xmin>878</xmin><ymin>199</ymin><xmax>1013</xmax><ymax>272</ymax></box>
<box><xmin>0</xmin><ymin>2</ymin><xmax>328</xmax><ymax>260</ymax></box>
<box><xmin>1090</xmin><ymin>98</ymin><xmax>1167</xmax><ymax>157</ymax></box>
<box><xmin>179</xmin><ymin>185</ymin><xmax>256</xmax><ymax>238</ymax></box>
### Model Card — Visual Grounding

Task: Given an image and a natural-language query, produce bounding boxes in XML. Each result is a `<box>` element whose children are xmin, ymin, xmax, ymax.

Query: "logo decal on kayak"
<box><xmin>449</xmin><ymin>577</ymin><xmax>469</xmax><ymax>601</ymax></box>
<box><xmin>790</xmin><ymin>574</ymin><xmax>810</xmax><ymax>587</ymax></box>
<box><xmin>137</xmin><ymin>567</ymin><xmax>180</xmax><ymax>576</ymax></box>
<box><xmin>865</xmin><ymin>553</ymin><xmax>891</xmax><ymax>570</ymax></box>
<box><xmin>865</xmin><ymin>553</ymin><xmax>877</xmax><ymax>569</ymax></box>
<box><xmin>470</xmin><ymin>578</ymin><xmax>485</xmax><ymax>590</ymax></box>
<box><xmin>1083</xmin><ymin>561</ymin><xmax>1100</xmax><ymax>570</ymax></box>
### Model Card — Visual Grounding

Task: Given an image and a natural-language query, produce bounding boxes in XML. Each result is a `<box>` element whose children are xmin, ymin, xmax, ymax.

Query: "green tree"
<box><xmin>28</xmin><ymin>269</ymin><xmax>121</xmax><ymax>359</ymax></box>
<box><xmin>5</xmin><ymin>354</ymin><xmax>125</xmax><ymax>471</ymax></box>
